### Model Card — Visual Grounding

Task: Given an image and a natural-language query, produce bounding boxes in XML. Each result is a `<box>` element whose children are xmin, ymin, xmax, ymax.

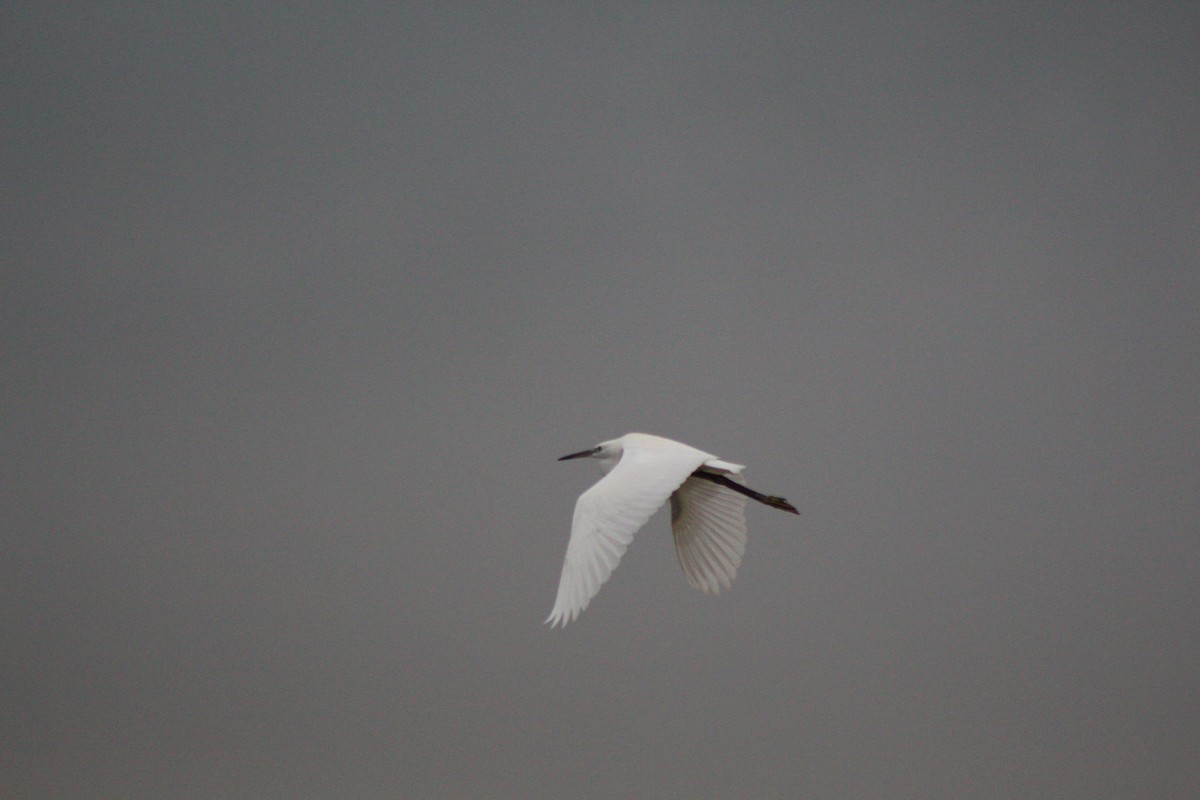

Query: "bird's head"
<box><xmin>558</xmin><ymin>438</ymin><xmax>623</xmax><ymax>474</ymax></box>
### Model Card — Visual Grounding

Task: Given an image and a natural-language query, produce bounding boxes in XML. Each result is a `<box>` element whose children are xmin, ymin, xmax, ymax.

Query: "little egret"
<box><xmin>547</xmin><ymin>432</ymin><xmax>798</xmax><ymax>627</ymax></box>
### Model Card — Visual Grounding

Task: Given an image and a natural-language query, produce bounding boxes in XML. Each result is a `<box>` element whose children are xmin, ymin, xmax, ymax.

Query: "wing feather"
<box><xmin>670</xmin><ymin>474</ymin><xmax>748</xmax><ymax>594</ymax></box>
<box><xmin>546</xmin><ymin>441</ymin><xmax>710</xmax><ymax>627</ymax></box>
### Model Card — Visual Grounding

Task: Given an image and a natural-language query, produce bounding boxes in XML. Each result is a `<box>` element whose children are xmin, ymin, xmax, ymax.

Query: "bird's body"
<box><xmin>547</xmin><ymin>433</ymin><xmax>797</xmax><ymax>627</ymax></box>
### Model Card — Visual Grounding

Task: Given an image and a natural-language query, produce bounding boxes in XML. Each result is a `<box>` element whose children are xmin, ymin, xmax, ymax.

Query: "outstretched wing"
<box><xmin>670</xmin><ymin>473</ymin><xmax>748</xmax><ymax>594</ymax></box>
<box><xmin>546</xmin><ymin>444</ymin><xmax>707</xmax><ymax>627</ymax></box>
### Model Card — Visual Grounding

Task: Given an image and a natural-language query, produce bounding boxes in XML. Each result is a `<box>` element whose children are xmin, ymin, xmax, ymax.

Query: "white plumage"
<box><xmin>546</xmin><ymin>432</ymin><xmax>796</xmax><ymax>627</ymax></box>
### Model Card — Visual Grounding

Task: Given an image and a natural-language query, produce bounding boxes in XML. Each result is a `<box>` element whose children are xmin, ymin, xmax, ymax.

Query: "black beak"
<box><xmin>557</xmin><ymin>446</ymin><xmax>599</xmax><ymax>461</ymax></box>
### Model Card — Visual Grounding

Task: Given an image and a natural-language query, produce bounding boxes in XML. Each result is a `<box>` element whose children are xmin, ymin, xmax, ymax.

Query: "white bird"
<box><xmin>547</xmin><ymin>432</ymin><xmax>798</xmax><ymax>627</ymax></box>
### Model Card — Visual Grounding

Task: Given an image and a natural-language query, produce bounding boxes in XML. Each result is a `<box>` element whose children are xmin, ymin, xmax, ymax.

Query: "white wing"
<box><xmin>670</xmin><ymin>474</ymin><xmax>748</xmax><ymax>593</ymax></box>
<box><xmin>546</xmin><ymin>441</ymin><xmax>708</xmax><ymax>627</ymax></box>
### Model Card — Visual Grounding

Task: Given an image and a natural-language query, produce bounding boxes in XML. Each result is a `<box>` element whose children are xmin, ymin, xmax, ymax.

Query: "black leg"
<box><xmin>692</xmin><ymin>470</ymin><xmax>799</xmax><ymax>514</ymax></box>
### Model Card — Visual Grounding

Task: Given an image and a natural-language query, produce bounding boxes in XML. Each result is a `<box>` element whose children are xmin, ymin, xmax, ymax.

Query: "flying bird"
<box><xmin>547</xmin><ymin>432</ymin><xmax>798</xmax><ymax>627</ymax></box>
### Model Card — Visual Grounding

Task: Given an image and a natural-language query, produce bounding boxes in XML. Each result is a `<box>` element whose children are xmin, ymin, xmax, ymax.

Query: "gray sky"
<box><xmin>4</xmin><ymin>4</ymin><xmax>1198</xmax><ymax>798</ymax></box>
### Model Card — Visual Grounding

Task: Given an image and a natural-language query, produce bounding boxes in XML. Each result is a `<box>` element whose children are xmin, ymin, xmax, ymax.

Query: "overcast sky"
<box><xmin>4</xmin><ymin>4</ymin><xmax>1198</xmax><ymax>798</ymax></box>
